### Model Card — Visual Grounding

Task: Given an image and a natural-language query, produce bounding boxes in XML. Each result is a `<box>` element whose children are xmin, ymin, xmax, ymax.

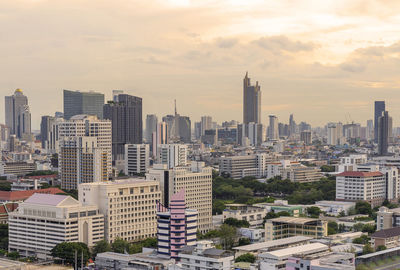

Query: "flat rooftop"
<box><xmin>233</xmin><ymin>236</ymin><xmax>312</xmax><ymax>252</ymax></box>
<box><xmin>268</xmin><ymin>216</ymin><xmax>320</xmax><ymax>224</ymax></box>
<box><xmin>260</xmin><ymin>243</ymin><xmax>328</xmax><ymax>260</ymax></box>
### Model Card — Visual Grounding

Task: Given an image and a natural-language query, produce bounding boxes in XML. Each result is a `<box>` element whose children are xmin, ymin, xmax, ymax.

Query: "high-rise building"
<box><xmin>327</xmin><ymin>122</ymin><xmax>345</xmax><ymax>146</ymax></box>
<box><xmin>157</xmin><ymin>144</ymin><xmax>188</xmax><ymax>169</ymax></box>
<box><xmin>79</xmin><ymin>179</ymin><xmax>161</xmax><ymax>243</ymax></box>
<box><xmin>374</xmin><ymin>101</ymin><xmax>386</xmax><ymax>143</ymax></box>
<box><xmin>178</xmin><ymin>116</ymin><xmax>191</xmax><ymax>143</ymax></box>
<box><xmin>146</xmin><ymin>114</ymin><xmax>158</xmax><ymax>144</ymax></box>
<box><xmin>243</xmin><ymin>72</ymin><xmax>261</xmax><ymax>124</ymax></box>
<box><xmin>300</xmin><ymin>131</ymin><xmax>312</xmax><ymax>145</ymax></box>
<box><xmin>63</xmin><ymin>89</ymin><xmax>104</xmax><ymax>120</ymax></box>
<box><xmin>58</xmin><ymin>115</ymin><xmax>112</xmax><ymax>181</ymax></box>
<box><xmin>8</xmin><ymin>193</ymin><xmax>104</xmax><ymax>259</ymax></box>
<box><xmin>194</xmin><ymin>122</ymin><xmax>201</xmax><ymax>140</ymax></box>
<box><xmin>124</xmin><ymin>144</ymin><xmax>150</xmax><ymax>175</ymax></box>
<box><xmin>289</xmin><ymin>114</ymin><xmax>297</xmax><ymax>137</ymax></box>
<box><xmin>60</xmin><ymin>137</ymin><xmax>107</xmax><ymax>190</ymax></box>
<box><xmin>152</xmin><ymin>122</ymin><xmax>168</xmax><ymax>157</ymax></box>
<box><xmin>40</xmin><ymin>116</ymin><xmax>55</xmax><ymax>148</ymax></box>
<box><xmin>5</xmin><ymin>89</ymin><xmax>31</xmax><ymax>139</ymax></box>
<box><xmin>268</xmin><ymin>115</ymin><xmax>279</xmax><ymax>140</ymax></box>
<box><xmin>103</xmin><ymin>93</ymin><xmax>143</xmax><ymax>164</ymax></box>
<box><xmin>200</xmin><ymin>116</ymin><xmax>212</xmax><ymax>136</ymax></box>
<box><xmin>247</xmin><ymin>122</ymin><xmax>263</xmax><ymax>146</ymax></box>
<box><xmin>157</xmin><ymin>189</ymin><xmax>198</xmax><ymax>259</ymax></box>
<box><xmin>147</xmin><ymin>162</ymin><xmax>212</xmax><ymax>232</ymax></box>
<box><xmin>378</xmin><ymin>111</ymin><xmax>390</xmax><ymax>156</ymax></box>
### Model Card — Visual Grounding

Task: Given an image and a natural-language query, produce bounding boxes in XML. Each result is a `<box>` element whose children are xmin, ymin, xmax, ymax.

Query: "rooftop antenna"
<box><xmin>174</xmin><ymin>99</ymin><xmax>177</xmax><ymax>116</ymax></box>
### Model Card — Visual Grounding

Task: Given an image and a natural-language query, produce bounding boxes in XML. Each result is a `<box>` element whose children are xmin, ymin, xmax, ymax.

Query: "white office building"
<box><xmin>147</xmin><ymin>162</ymin><xmax>212</xmax><ymax>232</ymax></box>
<box><xmin>8</xmin><ymin>193</ymin><xmax>104</xmax><ymax>259</ymax></box>
<box><xmin>124</xmin><ymin>144</ymin><xmax>149</xmax><ymax>175</ymax></box>
<box><xmin>79</xmin><ymin>179</ymin><xmax>161</xmax><ymax>243</ymax></box>
<box><xmin>156</xmin><ymin>144</ymin><xmax>187</xmax><ymax>169</ymax></box>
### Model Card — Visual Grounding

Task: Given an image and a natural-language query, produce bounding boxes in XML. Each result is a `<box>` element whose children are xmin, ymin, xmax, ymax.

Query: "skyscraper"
<box><xmin>58</xmin><ymin>115</ymin><xmax>112</xmax><ymax>181</ymax></box>
<box><xmin>268</xmin><ymin>115</ymin><xmax>279</xmax><ymax>140</ymax></box>
<box><xmin>378</xmin><ymin>111</ymin><xmax>390</xmax><ymax>156</ymax></box>
<box><xmin>152</xmin><ymin>122</ymin><xmax>168</xmax><ymax>157</ymax></box>
<box><xmin>162</xmin><ymin>101</ymin><xmax>191</xmax><ymax>143</ymax></box>
<box><xmin>145</xmin><ymin>114</ymin><xmax>158</xmax><ymax>144</ymax></box>
<box><xmin>103</xmin><ymin>93</ymin><xmax>143</xmax><ymax>163</ymax></box>
<box><xmin>374</xmin><ymin>101</ymin><xmax>385</xmax><ymax>143</ymax></box>
<box><xmin>5</xmin><ymin>89</ymin><xmax>31</xmax><ymax>139</ymax></box>
<box><xmin>178</xmin><ymin>116</ymin><xmax>191</xmax><ymax>143</ymax></box>
<box><xmin>63</xmin><ymin>89</ymin><xmax>105</xmax><ymax>120</ymax></box>
<box><xmin>200</xmin><ymin>116</ymin><xmax>212</xmax><ymax>136</ymax></box>
<box><xmin>289</xmin><ymin>114</ymin><xmax>296</xmax><ymax>137</ymax></box>
<box><xmin>243</xmin><ymin>72</ymin><xmax>261</xmax><ymax>124</ymax></box>
<box><xmin>40</xmin><ymin>116</ymin><xmax>55</xmax><ymax>148</ymax></box>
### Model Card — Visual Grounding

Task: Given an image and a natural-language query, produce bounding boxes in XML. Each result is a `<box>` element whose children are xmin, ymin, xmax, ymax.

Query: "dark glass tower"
<box><xmin>378</xmin><ymin>111</ymin><xmax>389</xmax><ymax>156</ymax></box>
<box><xmin>103</xmin><ymin>93</ymin><xmax>143</xmax><ymax>163</ymax></box>
<box><xmin>63</xmin><ymin>89</ymin><xmax>104</xmax><ymax>120</ymax></box>
<box><xmin>243</xmin><ymin>72</ymin><xmax>261</xmax><ymax>124</ymax></box>
<box><xmin>374</xmin><ymin>101</ymin><xmax>385</xmax><ymax>143</ymax></box>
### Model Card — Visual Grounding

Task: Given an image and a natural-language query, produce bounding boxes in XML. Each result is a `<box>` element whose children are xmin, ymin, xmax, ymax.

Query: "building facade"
<box><xmin>103</xmin><ymin>93</ymin><xmax>143</xmax><ymax>163</ymax></box>
<box><xmin>124</xmin><ymin>144</ymin><xmax>150</xmax><ymax>175</ymax></box>
<box><xmin>79</xmin><ymin>179</ymin><xmax>161</xmax><ymax>243</ymax></box>
<box><xmin>147</xmin><ymin>162</ymin><xmax>212</xmax><ymax>232</ymax></box>
<box><xmin>5</xmin><ymin>89</ymin><xmax>31</xmax><ymax>139</ymax></box>
<box><xmin>157</xmin><ymin>189</ymin><xmax>198</xmax><ymax>259</ymax></box>
<box><xmin>8</xmin><ymin>193</ymin><xmax>104</xmax><ymax>259</ymax></box>
<box><xmin>156</xmin><ymin>144</ymin><xmax>188</xmax><ymax>169</ymax></box>
<box><xmin>243</xmin><ymin>72</ymin><xmax>261</xmax><ymax>124</ymax></box>
<box><xmin>63</xmin><ymin>89</ymin><xmax>104</xmax><ymax>120</ymax></box>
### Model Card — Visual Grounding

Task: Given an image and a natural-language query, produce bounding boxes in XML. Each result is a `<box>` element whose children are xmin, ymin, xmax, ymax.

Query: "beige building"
<box><xmin>223</xmin><ymin>204</ymin><xmax>267</xmax><ymax>228</ymax></box>
<box><xmin>8</xmin><ymin>193</ymin><xmax>104</xmax><ymax>259</ymax></box>
<box><xmin>79</xmin><ymin>179</ymin><xmax>161</xmax><ymax>243</ymax></box>
<box><xmin>147</xmin><ymin>162</ymin><xmax>212</xmax><ymax>232</ymax></box>
<box><xmin>58</xmin><ymin>114</ymin><xmax>112</xmax><ymax>178</ymax></box>
<box><xmin>265</xmin><ymin>217</ymin><xmax>328</xmax><ymax>241</ymax></box>
<box><xmin>60</xmin><ymin>136</ymin><xmax>108</xmax><ymax>190</ymax></box>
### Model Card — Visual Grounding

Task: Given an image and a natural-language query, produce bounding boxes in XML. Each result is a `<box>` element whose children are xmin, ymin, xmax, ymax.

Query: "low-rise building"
<box><xmin>8</xmin><ymin>193</ymin><xmax>104</xmax><ymax>259</ymax></box>
<box><xmin>176</xmin><ymin>241</ymin><xmax>234</xmax><ymax>270</ymax></box>
<box><xmin>258</xmin><ymin>243</ymin><xmax>329</xmax><ymax>269</ymax></box>
<box><xmin>377</xmin><ymin>206</ymin><xmax>400</xmax><ymax>231</ymax></box>
<box><xmin>0</xmin><ymin>202</ymin><xmax>18</xmax><ymax>224</ymax></box>
<box><xmin>0</xmin><ymin>161</ymin><xmax>36</xmax><ymax>176</ymax></box>
<box><xmin>315</xmin><ymin>201</ymin><xmax>356</xmax><ymax>216</ymax></box>
<box><xmin>223</xmin><ymin>204</ymin><xmax>267</xmax><ymax>228</ymax></box>
<box><xmin>286</xmin><ymin>252</ymin><xmax>355</xmax><ymax>270</ymax></box>
<box><xmin>233</xmin><ymin>236</ymin><xmax>312</xmax><ymax>257</ymax></box>
<box><xmin>371</xmin><ymin>227</ymin><xmax>400</xmax><ymax>250</ymax></box>
<box><xmin>265</xmin><ymin>217</ymin><xmax>328</xmax><ymax>241</ymax></box>
<box><xmin>0</xmin><ymin>187</ymin><xmax>64</xmax><ymax>203</ymax></box>
<box><xmin>238</xmin><ymin>228</ymin><xmax>265</xmax><ymax>243</ymax></box>
<box><xmin>336</xmin><ymin>171</ymin><xmax>387</xmax><ymax>207</ymax></box>
<box><xmin>79</xmin><ymin>179</ymin><xmax>161</xmax><ymax>243</ymax></box>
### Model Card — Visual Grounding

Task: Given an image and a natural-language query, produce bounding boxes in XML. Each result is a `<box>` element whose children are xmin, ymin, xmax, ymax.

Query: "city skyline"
<box><xmin>1</xmin><ymin>0</ymin><xmax>400</xmax><ymax>129</ymax></box>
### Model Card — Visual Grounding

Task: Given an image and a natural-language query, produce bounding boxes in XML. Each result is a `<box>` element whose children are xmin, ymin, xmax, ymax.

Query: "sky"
<box><xmin>1</xmin><ymin>0</ymin><xmax>400</xmax><ymax>129</ymax></box>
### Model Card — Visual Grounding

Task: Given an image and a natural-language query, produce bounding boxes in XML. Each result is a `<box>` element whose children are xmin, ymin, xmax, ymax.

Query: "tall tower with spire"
<box><xmin>243</xmin><ymin>72</ymin><xmax>261</xmax><ymax>124</ymax></box>
<box><xmin>5</xmin><ymin>89</ymin><xmax>31</xmax><ymax>139</ymax></box>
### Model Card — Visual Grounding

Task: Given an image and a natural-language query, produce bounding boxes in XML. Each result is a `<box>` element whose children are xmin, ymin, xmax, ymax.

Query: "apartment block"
<box><xmin>336</xmin><ymin>171</ymin><xmax>387</xmax><ymax>207</ymax></box>
<box><xmin>265</xmin><ymin>217</ymin><xmax>328</xmax><ymax>241</ymax></box>
<box><xmin>124</xmin><ymin>144</ymin><xmax>149</xmax><ymax>175</ymax></box>
<box><xmin>79</xmin><ymin>179</ymin><xmax>161</xmax><ymax>243</ymax></box>
<box><xmin>147</xmin><ymin>162</ymin><xmax>212</xmax><ymax>232</ymax></box>
<box><xmin>58</xmin><ymin>114</ymin><xmax>112</xmax><ymax>178</ymax></box>
<box><xmin>223</xmin><ymin>204</ymin><xmax>267</xmax><ymax>228</ymax></box>
<box><xmin>156</xmin><ymin>144</ymin><xmax>187</xmax><ymax>169</ymax></box>
<box><xmin>8</xmin><ymin>193</ymin><xmax>104</xmax><ymax>259</ymax></box>
<box><xmin>59</xmin><ymin>136</ymin><xmax>108</xmax><ymax>190</ymax></box>
<box><xmin>157</xmin><ymin>189</ymin><xmax>198</xmax><ymax>260</ymax></box>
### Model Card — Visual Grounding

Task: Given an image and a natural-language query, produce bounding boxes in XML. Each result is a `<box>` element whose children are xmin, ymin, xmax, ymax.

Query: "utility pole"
<box><xmin>74</xmin><ymin>250</ymin><xmax>77</xmax><ymax>270</ymax></box>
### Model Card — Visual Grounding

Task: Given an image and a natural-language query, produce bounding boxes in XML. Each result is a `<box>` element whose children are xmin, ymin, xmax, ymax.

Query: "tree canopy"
<box><xmin>235</xmin><ymin>253</ymin><xmax>256</xmax><ymax>263</ymax></box>
<box><xmin>51</xmin><ymin>242</ymin><xmax>90</xmax><ymax>266</ymax></box>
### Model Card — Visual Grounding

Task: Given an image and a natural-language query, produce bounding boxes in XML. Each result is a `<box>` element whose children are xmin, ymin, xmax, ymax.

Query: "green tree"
<box><xmin>306</xmin><ymin>206</ymin><xmax>322</xmax><ymax>218</ymax></box>
<box><xmin>328</xmin><ymin>221</ymin><xmax>338</xmax><ymax>235</ymax></box>
<box><xmin>362</xmin><ymin>244</ymin><xmax>374</xmax><ymax>255</ymax></box>
<box><xmin>213</xmin><ymin>200</ymin><xmax>226</xmax><ymax>215</ymax></box>
<box><xmin>51</xmin><ymin>242</ymin><xmax>90</xmax><ymax>265</ymax></box>
<box><xmin>355</xmin><ymin>201</ymin><xmax>372</xmax><ymax>216</ymax></box>
<box><xmin>238</xmin><ymin>238</ymin><xmax>251</xmax><ymax>246</ymax></box>
<box><xmin>0</xmin><ymin>181</ymin><xmax>11</xmax><ymax>191</ymax></box>
<box><xmin>353</xmin><ymin>223</ymin><xmax>364</xmax><ymax>232</ymax></box>
<box><xmin>235</xmin><ymin>253</ymin><xmax>256</xmax><ymax>263</ymax></box>
<box><xmin>92</xmin><ymin>240</ymin><xmax>111</xmax><ymax>257</ymax></box>
<box><xmin>219</xmin><ymin>224</ymin><xmax>236</xmax><ymax>250</ymax></box>
<box><xmin>376</xmin><ymin>245</ymin><xmax>387</xmax><ymax>251</ymax></box>
<box><xmin>7</xmin><ymin>251</ymin><xmax>20</xmax><ymax>259</ymax></box>
<box><xmin>224</xmin><ymin>218</ymin><xmax>250</xmax><ymax>228</ymax></box>
<box><xmin>320</xmin><ymin>165</ymin><xmax>335</xmax><ymax>172</ymax></box>
<box><xmin>111</xmin><ymin>238</ymin><xmax>130</xmax><ymax>254</ymax></box>
<box><xmin>361</xmin><ymin>224</ymin><xmax>376</xmax><ymax>234</ymax></box>
<box><xmin>352</xmin><ymin>235</ymin><xmax>369</xmax><ymax>244</ymax></box>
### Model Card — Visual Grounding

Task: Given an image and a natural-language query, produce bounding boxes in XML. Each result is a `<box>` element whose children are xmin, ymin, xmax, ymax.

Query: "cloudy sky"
<box><xmin>1</xmin><ymin>0</ymin><xmax>400</xmax><ymax>129</ymax></box>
